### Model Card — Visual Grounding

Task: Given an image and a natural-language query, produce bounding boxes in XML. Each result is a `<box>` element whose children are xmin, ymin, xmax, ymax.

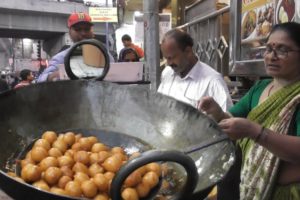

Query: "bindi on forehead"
<box><xmin>266</xmin><ymin>42</ymin><xmax>291</xmax><ymax>48</ymax></box>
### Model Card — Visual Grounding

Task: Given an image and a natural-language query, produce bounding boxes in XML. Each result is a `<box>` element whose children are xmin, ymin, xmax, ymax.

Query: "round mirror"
<box><xmin>64</xmin><ymin>39</ymin><xmax>110</xmax><ymax>81</ymax></box>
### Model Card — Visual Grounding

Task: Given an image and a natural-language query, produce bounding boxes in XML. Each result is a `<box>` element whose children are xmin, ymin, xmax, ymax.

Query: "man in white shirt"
<box><xmin>158</xmin><ymin>28</ymin><xmax>232</xmax><ymax>111</ymax></box>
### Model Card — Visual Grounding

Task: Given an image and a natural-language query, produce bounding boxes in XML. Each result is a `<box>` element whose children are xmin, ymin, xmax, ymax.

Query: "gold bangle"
<box><xmin>254</xmin><ymin>126</ymin><xmax>265</xmax><ymax>142</ymax></box>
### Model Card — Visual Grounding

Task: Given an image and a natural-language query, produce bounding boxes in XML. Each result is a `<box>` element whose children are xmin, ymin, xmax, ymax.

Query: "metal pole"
<box><xmin>144</xmin><ymin>0</ymin><xmax>160</xmax><ymax>92</ymax></box>
<box><xmin>105</xmin><ymin>0</ymin><xmax>109</xmax><ymax>50</ymax></box>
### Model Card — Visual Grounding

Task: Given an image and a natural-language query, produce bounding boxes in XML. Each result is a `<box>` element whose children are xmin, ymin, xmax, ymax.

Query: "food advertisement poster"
<box><xmin>275</xmin><ymin>0</ymin><xmax>299</xmax><ymax>24</ymax></box>
<box><xmin>241</xmin><ymin>0</ymin><xmax>274</xmax><ymax>40</ymax></box>
<box><xmin>241</xmin><ymin>0</ymin><xmax>300</xmax><ymax>41</ymax></box>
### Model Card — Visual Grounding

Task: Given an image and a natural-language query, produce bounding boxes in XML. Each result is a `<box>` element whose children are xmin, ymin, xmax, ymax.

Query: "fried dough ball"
<box><xmin>88</xmin><ymin>136</ymin><xmax>98</xmax><ymax>146</ymax></box>
<box><xmin>44</xmin><ymin>167</ymin><xmax>62</xmax><ymax>186</ymax></box>
<box><xmin>75</xmin><ymin>134</ymin><xmax>82</xmax><ymax>142</ymax></box>
<box><xmin>63</xmin><ymin>132</ymin><xmax>76</xmax><ymax>147</ymax></box>
<box><xmin>124</xmin><ymin>170</ymin><xmax>142</xmax><ymax>187</ymax></box>
<box><xmin>142</xmin><ymin>171</ymin><xmax>159</xmax><ymax>189</ymax></box>
<box><xmin>72</xmin><ymin>162</ymin><xmax>89</xmax><ymax>174</ymax></box>
<box><xmin>52</xmin><ymin>140</ymin><xmax>68</xmax><ymax>154</ymax></box>
<box><xmin>60</xmin><ymin>166</ymin><xmax>74</xmax><ymax>178</ymax></box>
<box><xmin>113</xmin><ymin>152</ymin><xmax>128</xmax><ymax>162</ymax></box>
<box><xmin>48</xmin><ymin>148</ymin><xmax>63</xmax><ymax>158</ymax></box>
<box><xmin>65</xmin><ymin>181</ymin><xmax>82</xmax><ymax>197</ymax></box>
<box><xmin>93</xmin><ymin>173</ymin><xmax>109</xmax><ymax>192</ymax></box>
<box><xmin>121</xmin><ymin>188</ymin><xmax>139</xmax><ymax>200</ymax></box>
<box><xmin>39</xmin><ymin>157</ymin><xmax>59</xmax><ymax>171</ymax></box>
<box><xmin>136</xmin><ymin>166</ymin><xmax>147</xmax><ymax>176</ymax></box>
<box><xmin>136</xmin><ymin>182</ymin><xmax>151</xmax><ymax>198</ymax></box>
<box><xmin>34</xmin><ymin>139</ymin><xmax>51</xmax><ymax>151</ymax></box>
<box><xmin>64</xmin><ymin>149</ymin><xmax>75</xmax><ymax>158</ymax></box>
<box><xmin>102</xmin><ymin>155</ymin><xmax>122</xmax><ymax>173</ymax></box>
<box><xmin>20</xmin><ymin>158</ymin><xmax>35</xmax><ymax>168</ymax></box>
<box><xmin>21</xmin><ymin>163</ymin><xmax>41</xmax><ymax>183</ymax></box>
<box><xmin>33</xmin><ymin>180</ymin><xmax>50</xmax><ymax>191</ymax></box>
<box><xmin>50</xmin><ymin>187</ymin><xmax>68</xmax><ymax>196</ymax></box>
<box><xmin>57</xmin><ymin>134</ymin><xmax>65</xmax><ymax>141</ymax></box>
<box><xmin>71</xmin><ymin>142</ymin><xmax>82</xmax><ymax>151</ymax></box>
<box><xmin>14</xmin><ymin>176</ymin><xmax>25</xmax><ymax>183</ymax></box>
<box><xmin>58</xmin><ymin>175</ymin><xmax>72</xmax><ymax>189</ymax></box>
<box><xmin>25</xmin><ymin>150</ymin><xmax>33</xmax><ymax>160</ymax></box>
<box><xmin>81</xmin><ymin>179</ymin><xmax>98</xmax><ymax>198</ymax></box>
<box><xmin>103</xmin><ymin>172</ymin><xmax>115</xmax><ymax>181</ymax></box>
<box><xmin>74</xmin><ymin>151</ymin><xmax>90</xmax><ymax>165</ymax></box>
<box><xmin>111</xmin><ymin>147</ymin><xmax>125</xmax><ymax>154</ymax></box>
<box><xmin>94</xmin><ymin>193</ymin><xmax>110</xmax><ymax>200</ymax></box>
<box><xmin>57</xmin><ymin>155</ymin><xmax>74</xmax><ymax>168</ymax></box>
<box><xmin>42</xmin><ymin>131</ymin><xmax>57</xmax><ymax>144</ymax></box>
<box><xmin>89</xmin><ymin>163</ymin><xmax>104</xmax><ymax>177</ymax></box>
<box><xmin>91</xmin><ymin>143</ymin><xmax>109</xmax><ymax>153</ymax></box>
<box><xmin>90</xmin><ymin>153</ymin><xmax>101</xmax><ymax>164</ymax></box>
<box><xmin>146</xmin><ymin>163</ymin><xmax>161</xmax><ymax>176</ymax></box>
<box><xmin>73</xmin><ymin>172</ymin><xmax>89</xmax><ymax>184</ymax></box>
<box><xmin>31</xmin><ymin>146</ymin><xmax>48</xmax><ymax>163</ymax></box>
<box><xmin>98</xmin><ymin>151</ymin><xmax>111</xmax><ymax>163</ymax></box>
<box><xmin>78</xmin><ymin>138</ymin><xmax>93</xmax><ymax>151</ymax></box>
<box><xmin>6</xmin><ymin>172</ymin><xmax>17</xmax><ymax>177</ymax></box>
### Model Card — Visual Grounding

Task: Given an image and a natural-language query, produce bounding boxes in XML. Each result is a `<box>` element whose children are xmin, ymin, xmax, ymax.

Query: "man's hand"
<box><xmin>47</xmin><ymin>71</ymin><xmax>60</xmax><ymax>81</ymax></box>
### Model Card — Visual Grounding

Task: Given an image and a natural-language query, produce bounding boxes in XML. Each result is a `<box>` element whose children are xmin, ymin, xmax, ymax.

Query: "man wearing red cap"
<box><xmin>38</xmin><ymin>12</ymin><xmax>114</xmax><ymax>82</ymax></box>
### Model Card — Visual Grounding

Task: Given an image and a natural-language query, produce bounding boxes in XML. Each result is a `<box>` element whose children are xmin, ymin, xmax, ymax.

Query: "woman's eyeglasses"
<box><xmin>264</xmin><ymin>45</ymin><xmax>300</xmax><ymax>59</ymax></box>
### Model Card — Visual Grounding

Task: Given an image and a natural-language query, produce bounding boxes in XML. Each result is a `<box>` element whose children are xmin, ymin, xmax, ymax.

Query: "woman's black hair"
<box><xmin>118</xmin><ymin>47</ymin><xmax>140</xmax><ymax>62</ymax></box>
<box><xmin>269</xmin><ymin>22</ymin><xmax>300</xmax><ymax>48</ymax></box>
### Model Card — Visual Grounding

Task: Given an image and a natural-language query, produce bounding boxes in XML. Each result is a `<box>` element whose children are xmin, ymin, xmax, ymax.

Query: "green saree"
<box><xmin>238</xmin><ymin>81</ymin><xmax>300</xmax><ymax>200</ymax></box>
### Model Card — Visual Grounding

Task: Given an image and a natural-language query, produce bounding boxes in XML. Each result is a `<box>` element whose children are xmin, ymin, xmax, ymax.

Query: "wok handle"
<box><xmin>110</xmin><ymin>150</ymin><xmax>198</xmax><ymax>200</ymax></box>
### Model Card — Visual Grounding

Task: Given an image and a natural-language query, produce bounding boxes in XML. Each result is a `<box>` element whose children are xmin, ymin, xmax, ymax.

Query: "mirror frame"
<box><xmin>64</xmin><ymin>39</ymin><xmax>110</xmax><ymax>81</ymax></box>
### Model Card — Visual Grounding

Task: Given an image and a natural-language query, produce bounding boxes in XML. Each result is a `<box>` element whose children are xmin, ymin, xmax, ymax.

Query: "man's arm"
<box><xmin>37</xmin><ymin>49</ymin><xmax>69</xmax><ymax>83</ymax></box>
<box><xmin>208</xmin><ymin>77</ymin><xmax>233</xmax><ymax>112</ymax></box>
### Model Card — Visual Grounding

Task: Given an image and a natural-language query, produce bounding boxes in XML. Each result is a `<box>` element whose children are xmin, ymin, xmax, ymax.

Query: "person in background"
<box><xmin>199</xmin><ymin>22</ymin><xmax>300</xmax><ymax>200</ymax></box>
<box><xmin>37</xmin><ymin>12</ymin><xmax>114</xmax><ymax>82</ymax></box>
<box><xmin>14</xmin><ymin>69</ymin><xmax>34</xmax><ymax>89</ymax></box>
<box><xmin>121</xmin><ymin>34</ymin><xmax>144</xmax><ymax>59</ymax></box>
<box><xmin>158</xmin><ymin>28</ymin><xmax>232</xmax><ymax>111</ymax></box>
<box><xmin>0</xmin><ymin>75</ymin><xmax>9</xmax><ymax>93</ymax></box>
<box><xmin>118</xmin><ymin>47</ymin><xmax>140</xmax><ymax>62</ymax></box>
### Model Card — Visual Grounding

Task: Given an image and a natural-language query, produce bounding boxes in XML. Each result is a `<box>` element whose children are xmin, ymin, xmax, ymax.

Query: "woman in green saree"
<box><xmin>199</xmin><ymin>22</ymin><xmax>300</xmax><ymax>200</ymax></box>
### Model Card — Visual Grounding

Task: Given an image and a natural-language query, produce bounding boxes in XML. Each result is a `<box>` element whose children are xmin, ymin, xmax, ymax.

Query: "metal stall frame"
<box><xmin>179</xmin><ymin>3</ymin><xmax>230</xmax><ymax>76</ymax></box>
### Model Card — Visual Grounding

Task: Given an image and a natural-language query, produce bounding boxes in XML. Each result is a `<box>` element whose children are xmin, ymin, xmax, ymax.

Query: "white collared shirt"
<box><xmin>158</xmin><ymin>61</ymin><xmax>233</xmax><ymax>111</ymax></box>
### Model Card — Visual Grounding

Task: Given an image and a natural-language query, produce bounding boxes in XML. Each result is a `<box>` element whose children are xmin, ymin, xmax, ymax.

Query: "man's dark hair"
<box><xmin>19</xmin><ymin>69</ymin><xmax>31</xmax><ymax>81</ymax></box>
<box><xmin>162</xmin><ymin>28</ymin><xmax>194</xmax><ymax>51</ymax></box>
<box><xmin>121</xmin><ymin>34</ymin><xmax>132</xmax><ymax>42</ymax></box>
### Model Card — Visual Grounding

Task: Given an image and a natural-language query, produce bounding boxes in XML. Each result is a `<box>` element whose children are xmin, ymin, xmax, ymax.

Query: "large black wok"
<box><xmin>0</xmin><ymin>80</ymin><xmax>235</xmax><ymax>199</ymax></box>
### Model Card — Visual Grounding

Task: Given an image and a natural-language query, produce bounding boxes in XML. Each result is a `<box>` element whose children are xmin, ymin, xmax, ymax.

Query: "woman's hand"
<box><xmin>198</xmin><ymin>96</ymin><xmax>226</xmax><ymax>122</ymax></box>
<box><xmin>218</xmin><ymin>118</ymin><xmax>261</xmax><ymax>140</ymax></box>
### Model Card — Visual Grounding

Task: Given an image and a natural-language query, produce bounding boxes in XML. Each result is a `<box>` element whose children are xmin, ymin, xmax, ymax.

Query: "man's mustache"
<box><xmin>170</xmin><ymin>64</ymin><xmax>177</xmax><ymax>68</ymax></box>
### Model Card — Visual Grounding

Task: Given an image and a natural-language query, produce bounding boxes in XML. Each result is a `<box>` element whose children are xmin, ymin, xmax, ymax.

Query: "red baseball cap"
<box><xmin>67</xmin><ymin>12</ymin><xmax>93</xmax><ymax>28</ymax></box>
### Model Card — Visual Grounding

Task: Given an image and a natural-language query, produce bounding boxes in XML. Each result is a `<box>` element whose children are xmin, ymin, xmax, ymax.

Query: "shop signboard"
<box><xmin>89</xmin><ymin>7</ymin><xmax>118</xmax><ymax>23</ymax></box>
